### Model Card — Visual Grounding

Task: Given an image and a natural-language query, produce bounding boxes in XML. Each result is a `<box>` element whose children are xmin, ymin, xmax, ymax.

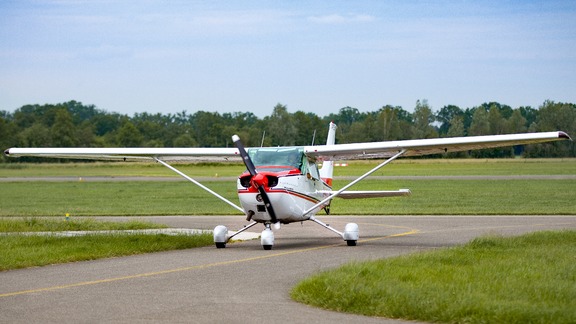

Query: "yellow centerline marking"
<box><xmin>0</xmin><ymin>229</ymin><xmax>419</xmax><ymax>298</ymax></box>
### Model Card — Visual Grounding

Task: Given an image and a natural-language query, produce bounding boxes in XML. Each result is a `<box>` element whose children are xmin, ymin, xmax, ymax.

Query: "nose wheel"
<box><xmin>261</xmin><ymin>224</ymin><xmax>274</xmax><ymax>250</ymax></box>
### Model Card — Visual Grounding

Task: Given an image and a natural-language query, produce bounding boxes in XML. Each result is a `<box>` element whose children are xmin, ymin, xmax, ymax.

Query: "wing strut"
<box><xmin>154</xmin><ymin>158</ymin><xmax>245</xmax><ymax>214</ymax></box>
<box><xmin>302</xmin><ymin>149</ymin><xmax>407</xmax><ymax>217</ymax></box>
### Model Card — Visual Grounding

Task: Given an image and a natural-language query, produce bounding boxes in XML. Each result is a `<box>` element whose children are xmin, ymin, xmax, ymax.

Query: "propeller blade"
<box><xmin>232</xmin><ymin>135</ymin><xmax>257</xmax><ymax>176</ymax></box>
<box><xmin>257</xmin><ymin>185</ymin><xmax>278</xmax><ymax>224</ymax></box>
<box><xmin>232</xmin><ymin>134</ymin><xmax>278</xmax><ymax>225</ymax></box>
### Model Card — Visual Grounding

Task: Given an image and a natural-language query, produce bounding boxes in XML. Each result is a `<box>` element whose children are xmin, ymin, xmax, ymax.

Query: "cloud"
<box><xmin>308</xmin><ymin>13</ymin><xmax>375</xmax><ymax>24</ymax></box>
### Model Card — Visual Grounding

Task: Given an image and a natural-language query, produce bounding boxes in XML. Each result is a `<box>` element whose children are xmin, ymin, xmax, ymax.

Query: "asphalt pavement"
<box><xmin>1</xmin><ymin>215</ymin><xmax>575</xmax><ymax>323</ymax></box>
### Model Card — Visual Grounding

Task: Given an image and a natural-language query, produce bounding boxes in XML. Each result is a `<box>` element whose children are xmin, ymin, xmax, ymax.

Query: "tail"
<box><xmin>319</xmin><ymin>122</ymin><xmax>337</xmax><ymax>186</ymax></box>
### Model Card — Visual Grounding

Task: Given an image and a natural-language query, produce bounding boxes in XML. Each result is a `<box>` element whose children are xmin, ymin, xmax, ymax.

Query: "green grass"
<box><xmin>339</xmin><ymin>158</ymin><xmax>576</xmax><ymax>177</ymax></box>
<box><xmin>0</xmin><ymin>181</ymin><xmax>239</xmax><ymax>216</ymax></box>
<box><xmin>0</xmin><ymin>161</ymin><xmax>246</xmax><ymax>177</ymax></box>
<box><xmin>1</xmin><ymin>158</ymin><xmax>575</xmax><ymax>177</ymax></box>
<box><xmin>291</xmin><ymin>230</ymin><xmax>576</xmax><ymax>323</ymax></box>
<box><xmin>1</xmin><ymin>159</ymin><xmax>573</xmax><ymax>216</ymax></box>
<box><xmin>0</xmin><ymin>217</ymin><xmax>167</xmax><ymax>232</ymax></box>
<box><xmin>330</xmin><ymin>179</ymin><xmax>576</xmax><ymax>215</ymax></box>
<box><xmin>0</xmin><ymin>179</ymin><xmax>573</xmax><ymax>216</ymax></box>
<box><xmin>0</xmin><ymin>233</ymin><xmax>214</xmax><ymax>271</ymax></box>
<box><xmin>0</xmin><ymin>217</ymin><xmax>214</xmax><ymax>271</ymax></box>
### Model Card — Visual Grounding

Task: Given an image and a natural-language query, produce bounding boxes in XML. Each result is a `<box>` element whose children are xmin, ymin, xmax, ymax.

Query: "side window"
<box><xmin>299</xmin><ymin>154</ymin><xmax>308</xmax><ymax>174</ymax></box>
<box><xmin>307</xmin><ymin>159</ymin><xmax>320</xmax><ymax>180</ymax></box>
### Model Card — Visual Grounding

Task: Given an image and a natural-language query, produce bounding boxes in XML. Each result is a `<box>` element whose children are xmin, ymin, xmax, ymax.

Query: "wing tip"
<box><xmin>559</xmin><ymin>131</ymin><xmax>572</xmax><ymax>141</ymax></box>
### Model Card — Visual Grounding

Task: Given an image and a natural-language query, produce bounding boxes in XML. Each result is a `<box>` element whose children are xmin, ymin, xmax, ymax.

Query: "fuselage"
<box><xmin>236</xmin><ymin>147</ymin><xmax>332</xmax><ymax>224</ymax></box>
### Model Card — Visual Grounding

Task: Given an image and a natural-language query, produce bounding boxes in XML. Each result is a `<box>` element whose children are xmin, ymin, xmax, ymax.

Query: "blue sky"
<box><xmin>1</xmin><ymin>0</ymin><xmax>575</xmax><ymax>117</ymax></box>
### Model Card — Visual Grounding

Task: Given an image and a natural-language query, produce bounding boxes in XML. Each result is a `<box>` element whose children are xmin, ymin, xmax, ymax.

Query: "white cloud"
<box><xmin>307</xmin><ymin>13</ymin><xmax>375</xmax><ymax>24</ymax></box>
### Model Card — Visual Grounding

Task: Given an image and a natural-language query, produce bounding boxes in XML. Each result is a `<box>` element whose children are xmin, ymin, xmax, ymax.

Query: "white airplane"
<box><xmin>4</xmin><ymin>123</ymin><xmax>571</xmax><ymax>250</ymax></box>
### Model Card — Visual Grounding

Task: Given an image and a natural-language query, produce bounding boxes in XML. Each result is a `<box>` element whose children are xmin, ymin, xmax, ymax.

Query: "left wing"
<box><xmin>304</xmin><ymin>131</ymin><xmax>571</xmax><ymax>160</ymax></box>
<box><xmin>4</xmin><ymin>147</ymin><xmax>241</xmax><ymax>162</ymax></box>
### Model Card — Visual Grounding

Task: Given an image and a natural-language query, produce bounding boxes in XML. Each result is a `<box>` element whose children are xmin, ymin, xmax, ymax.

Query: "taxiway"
<box><xmin>1</xmin><ymin>215</ymin><xmax>574</xmax><ymax>323</ymax></box>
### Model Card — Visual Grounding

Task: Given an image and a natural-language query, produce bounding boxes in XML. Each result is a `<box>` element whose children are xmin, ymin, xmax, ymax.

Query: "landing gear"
<box><xmin>213</xmin><ymin>221</ymin><xmax>258</xmax><ymax>249</ymax></box>
<box><xmin>215</xmin><ymin>218</ymin><xmax>358</xmax><ymax>249</ymax></box>
<box><xmin>343</xmin><ymin>223</ymin><xmax>359</xmax><ymax>246</ymax></box>
<box><xmin>309</xmin><ymin>216</ymin><xmax>359</xmax><ymax>246</ymax></box>
<box><xmin>261</xmin><ymin>224</ymin><xmax>274</xmax><ymax>250</ymax></box>
<box><xmin>213</xmin><ymin>225</ymin><xmax>228</xmax><ymax>249</ymax></box>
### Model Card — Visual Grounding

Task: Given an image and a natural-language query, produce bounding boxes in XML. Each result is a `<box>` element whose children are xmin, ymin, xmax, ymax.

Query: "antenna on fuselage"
<box><xmin>260</xmin><ymin>131</ymin><xmax>266</xmax><ymax>147</ymax></box>
<box><xmin>311</xmin><ymin>129</ymin><xmax>317</xmax><ymax>145</ymax></box>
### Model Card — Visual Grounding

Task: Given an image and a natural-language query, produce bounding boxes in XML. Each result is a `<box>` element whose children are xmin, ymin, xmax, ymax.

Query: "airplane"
<box><xmin>4</xmin><ymin>123</ymin><xmax>571</xmax><ymax>250</ymax></box>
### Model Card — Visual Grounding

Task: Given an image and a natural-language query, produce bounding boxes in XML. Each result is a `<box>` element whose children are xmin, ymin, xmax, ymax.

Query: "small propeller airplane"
<box><xmin>4</xmin><ymin>123</ymin><xmax>571</xmax><ymax>250</ymax></box>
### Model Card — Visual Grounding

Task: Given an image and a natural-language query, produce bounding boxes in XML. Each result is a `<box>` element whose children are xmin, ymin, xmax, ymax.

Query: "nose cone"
<box><xmin>251</xmin><ymin>173</ymin><xmax>268</xmax><ymax>188</ymax></box>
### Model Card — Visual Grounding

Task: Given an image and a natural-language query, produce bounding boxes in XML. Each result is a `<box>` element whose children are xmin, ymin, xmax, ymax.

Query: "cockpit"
<box><xmin>247</xmin><ymin>147</ymin><xmax>305</xmax><ymax>172</ymax></box>
<box><xmin>241</xmin><ymin>147</ymin><xmax>322</xmax><ymax>183</ymax></box>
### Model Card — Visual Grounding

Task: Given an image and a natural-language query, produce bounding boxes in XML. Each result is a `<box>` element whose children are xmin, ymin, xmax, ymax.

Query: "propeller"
<box><xmin>232</xmin><ymin>135</ymin><xmax>279</xmax><ymax>226</ymax></box>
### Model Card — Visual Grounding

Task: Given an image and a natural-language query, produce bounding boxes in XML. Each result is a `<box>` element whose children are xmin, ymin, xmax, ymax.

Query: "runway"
<box><xmin>1</xmin><ymin>215</ymin><xmax>575</xmax><ymax>323</ymax></box>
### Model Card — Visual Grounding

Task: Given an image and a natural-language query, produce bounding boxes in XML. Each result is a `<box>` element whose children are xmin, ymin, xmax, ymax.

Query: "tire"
<box><xmin>263</xmin><ymin>245</ymin><xmax>272</xmax><ymax>250</ymax></box>
<box><xmin>215</xmin><ymin>242</ymin><xmax>226</xmax><ymax>249</ymax></box>
<box><xmin>346</xmin><ymin>240</ymin><xmax>357</xmax><ymax>246</ymax></box>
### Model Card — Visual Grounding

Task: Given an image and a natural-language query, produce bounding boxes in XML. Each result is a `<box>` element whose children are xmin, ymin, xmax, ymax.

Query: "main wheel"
<box><xmin>263</xmin><ymin>245</ymin><xmax>272</xmax><ymax>250</ymax></box>
<box><xmin>215</xmin><ymin>242</ymin><xmax>226</xmax><ymax>249</ymax></box>
<box><xmin>346</xmin><ymin>240</ymin><xmax>357</xmax><ymax>246</ymax></box>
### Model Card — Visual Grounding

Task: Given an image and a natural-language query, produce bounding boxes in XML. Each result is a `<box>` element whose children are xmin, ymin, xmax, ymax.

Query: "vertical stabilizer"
<box><xmin>319</xmin><ymin>122</ymin><xmax>337</xmax><ymax>186</ymax></box>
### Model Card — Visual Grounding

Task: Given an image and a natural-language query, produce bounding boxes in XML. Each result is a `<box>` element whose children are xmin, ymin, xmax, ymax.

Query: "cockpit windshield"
<box><xmin>247</xmin><ymin>147</ymin><xmax>305</xmax><ymax>172</ymax></box>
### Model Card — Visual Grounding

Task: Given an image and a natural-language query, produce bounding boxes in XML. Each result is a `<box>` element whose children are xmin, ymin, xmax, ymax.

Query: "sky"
<box><xmin>1</xmin><ymin>0</ymin><xmax>575</xmax><ymax>117</ymax></box>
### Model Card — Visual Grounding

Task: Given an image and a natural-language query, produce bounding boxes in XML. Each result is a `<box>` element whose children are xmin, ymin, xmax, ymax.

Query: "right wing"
<box><xmin>3</xmin><ymin>147</ymin><xmax>242</xmax><ymax>162</ymax></box>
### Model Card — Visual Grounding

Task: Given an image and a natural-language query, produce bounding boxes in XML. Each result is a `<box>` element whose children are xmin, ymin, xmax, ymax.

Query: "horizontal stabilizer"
<box><xmin>320</xmin><ymin>189</ymin><xmax>411</xmax><ymax>199</ymax></box>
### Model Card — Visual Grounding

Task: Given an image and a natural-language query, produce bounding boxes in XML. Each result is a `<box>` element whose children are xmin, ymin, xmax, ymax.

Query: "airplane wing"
<box><xmin>3</xmin><ymin>147</ymin><xmax>241</xmax><ymax>162</ymax></box>
<box><xmin>304</xmin><ymin>131</ymin><xmax>571</xmax><ymax>160</ymax></box>
<box><xmin>4</xmin><ymin>131</ymin><xmax>571</xmax><ymax>162</ymax></box>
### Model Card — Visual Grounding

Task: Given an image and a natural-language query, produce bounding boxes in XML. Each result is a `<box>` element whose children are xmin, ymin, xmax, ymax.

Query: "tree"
<box><xmin>412</xmin><ymin>100</ymin><xmax>437</xmax><ymax>139</ymax></box>
<box><xmin>377</xmin><ymin>106</ymin><xmax>402</xmax><ymax>141</ymax></box>
<box><xmin>116</xmin><ymin>122</ymin><xmax>143</xmax><ymax>147</ymax></box>
<box><xmin>488</xmin><ymin>105</ymin><xmax>505</xmax><ymax>135</ymax></box>
<box><xmin>526</xmin><ymin>101</ymin><xmax>575</xmax><ymax>157</ymax></box>
<box><xmin>518</xmin><ymin>106</ymin><xmax>538</xmax><ymax>129</ymax></box>
<box><xmin>18</xmin><ymin>123</ymin><xmax>52</xmax><ymax>147</ymax></box>
<box><xmin>436</xmin><ymin>105</ymin><xmax>463</xmax><ymax>136</ymax></box>
<box><xmin>345</xmin><ymin>121</ymin><xmax>370</xmax><ymax>143</ymax></box>
<box><xmin>267</xmin><ymin>103</ymin><xmax>297</xmax><ymax>146</ymax></box>
<box><xmin>333</xmin><ymin>106</ymin><xmax>362</xmax><ymax>126</ymax></box>
<box><xmin>51</xmin><ymin>109</ymin><xmax>77</xmax><ymax>147</ymax></box>
<box><xmin>469</xmin><ymin>107</ymin><xmax>490</xmax><ymax>136</ymax></box>
<box><xmin>293</xmin><ymin>111</ymin><xmax>324</xmax><ymax>145</ymax></box>
<box><xmin>0</xmin><ymin>115</ymin><xmax>18</xmax><ymax>162</ymax></box>
<box><xmin>479</xmin><ymin>102</ymin><xmax>513</xmax><ymax>119</ymax></box>
<box><xmin>191</xmin><ymin>111</ymin><xmax>225</xmax><ymax>147</ymax></box>
<box><xmin>508</xmin><ymin>110</ymin><xmax>527</xmax><ymax>133</ymax></box>
<box><xmin>445</xmin><ymin>115</ymin><xmax>467</xmax><ymax>157</ymax></box>
<box><xmin>2</xmin><ymin>99</ymin><xmax>574</xmax><ymax>163</ymax></box>
<box><xmin>173</xmin><ymin>134</ymin><xmax>198</xmax><ymax>147</ymax></box>
<box><xmin>447</xmin><ymin>115</ymin><xmax>465</xmax><ymax>137</ymax></box>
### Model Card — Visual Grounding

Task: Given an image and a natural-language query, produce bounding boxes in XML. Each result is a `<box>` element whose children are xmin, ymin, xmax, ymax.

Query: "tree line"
<box><xmin>1</xmin><ymin>99</ymin><xmax>574</xmax><ymax>162</ymax></box>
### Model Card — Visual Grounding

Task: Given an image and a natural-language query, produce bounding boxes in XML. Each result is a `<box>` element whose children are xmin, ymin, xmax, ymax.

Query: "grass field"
<box><xmin>1</xmin><ymin>158</ymin><xmax>575</xmax><ymax>177</ymax></box>
<box><xmin>0</xmin><ymin>218</ymin><xmax>213</xmax><ymax>270</ymax></box>
<box><xmin>291</xmin><ymin>230</ymin><xmax>576</xmax><ymax>323</ymax></box>
<box><xmin>0</xmin><ymin>159</ymin><xmax>574</xmax><ymax>216</ymax></box>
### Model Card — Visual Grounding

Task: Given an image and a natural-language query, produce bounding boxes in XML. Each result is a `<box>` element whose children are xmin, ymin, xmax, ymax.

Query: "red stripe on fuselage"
<box><xmin>237</xmin><ymin>188</ymin><xmax>321</xmax><ymax>205</ymax></box>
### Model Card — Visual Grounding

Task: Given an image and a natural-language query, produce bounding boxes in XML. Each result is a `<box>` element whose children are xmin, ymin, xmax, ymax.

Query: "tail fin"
<box><xmin>319</xmin><ymin>122</ymin><xmax>337</xmax><ymax>186</ymax></box>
